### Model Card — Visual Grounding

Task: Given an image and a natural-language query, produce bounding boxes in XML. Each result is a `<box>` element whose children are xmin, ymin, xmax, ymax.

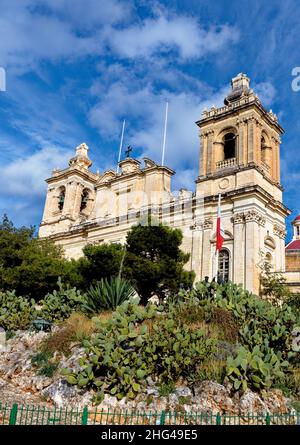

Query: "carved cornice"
<box><xmin>201</xmin><ymin>129</ymin><xmax>215</xmax><ymax>137</ymax></box>
<box><xmin>203</xmin><ymin>217</ymin><xmax>213</xmax><ymax>229</ymax></box>
<box><xmin>271</xmin><ymin>135</ymin><xmax>281</xmax><ymax>144</ymax></box>
<box><xmin>273</xmin><ymin>223</ymin><xmax>286</xmax><ymax>239</ymax></box>
<box><xmin>233</xmin><ymin>212</ymin><xmax>244</xmax><ymax>224</ymax></box>
<box><xmin>245</xmin><ymin>209</ymin><xmax>266</xmax><ymax>226</ymax></box>
<box><xmin>191</xmin><ymin>218</ymin><xmax>203</xmax><ymax>230</ymax></box>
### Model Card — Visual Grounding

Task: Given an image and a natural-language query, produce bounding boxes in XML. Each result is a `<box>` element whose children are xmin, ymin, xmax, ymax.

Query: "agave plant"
<box><xmin>83</xmin><ymin>277</ymin><xmax>137</xmax><ymax>313</ymax></box>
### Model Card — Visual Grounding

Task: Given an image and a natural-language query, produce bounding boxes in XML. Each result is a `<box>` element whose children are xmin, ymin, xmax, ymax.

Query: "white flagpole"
<box><xmin>161</xmin><ymin>101</ymin><xmax>168</xmax><ymax>166</ymax></box>
<box><xmin>117</xmin><ymin>120</ymin><xmax>126</xmax><ymax>173</ymax></box>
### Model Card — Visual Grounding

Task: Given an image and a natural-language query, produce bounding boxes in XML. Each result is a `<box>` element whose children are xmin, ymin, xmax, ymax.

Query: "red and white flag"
<box><xmin>216</xmin><ymin>194</ymin><xmax>224</xmax><ymax>252</ymax></box>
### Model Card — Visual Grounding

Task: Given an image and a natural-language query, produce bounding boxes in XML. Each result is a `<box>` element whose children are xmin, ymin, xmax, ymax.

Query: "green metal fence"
<box><xmin>0</xmin><ymin>403</ymin><xmax>299</xmax><ymax>425</ymax></box>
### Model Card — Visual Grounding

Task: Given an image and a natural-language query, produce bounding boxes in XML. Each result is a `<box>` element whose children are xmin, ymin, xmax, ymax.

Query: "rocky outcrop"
<box><xmin>0</xmin><ymin>330</ymin><xmax>293</xmax><ymax>415</ymax></box>
<box><xmin>41</xmin><ymin>379</ymin><xmax>92</xmax><ymax>408</ymax></box>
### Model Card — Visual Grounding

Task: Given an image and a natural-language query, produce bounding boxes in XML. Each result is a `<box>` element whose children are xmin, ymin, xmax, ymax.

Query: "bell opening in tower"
<box><xmin>223</xmin><ymin>133</ymin><xmax>236</xmax><ymax>160</ymax></box>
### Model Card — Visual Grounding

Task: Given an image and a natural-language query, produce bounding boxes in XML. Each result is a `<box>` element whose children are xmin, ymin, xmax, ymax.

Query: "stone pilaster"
<box><xmin>201</xmin><ymin>217</ymin><xmax>213</xmax><ymax>279</ymax></box>
<box><xmin>199</xmin><ymin>133</ymin><xmax>207</xmax><ymax>177</ymax></box>
<box><xmin>272</xmin><ymin>136</ymin><xmax>281</xmax><ymax>183</ymax></box>
<box><xmin>206</xmin><ymin>130</ymin><xmax>214</xmax><ymax>175</ymax></box>
<box><xmin>190</xmin><ymin>219</ymin><xmax>203</xmax><ymax>281</ymax></box>
<box><xmin>237</xmin><ymin>119</ymin><xmax>246</xmax><ymax>166</ymax></box>
<box><xmin>247</xmin><ymin>117</ymin><xmax>255</xmax><ymax>163</ymax></box>
<box><xmin>233</xmin><ymin>212</ymin><xmax>245</xmax><ymax>286</ymax></box>
<box><xmin>41</xmin><ymin>187</ymin><xmax>56</xmax><ymax>221</ymax></box>
<box><xmin>256</xmin><ymin>122</ymin><xmax>262</xmax><ymax>166</ymax></box>
<box><xmin>244</xmin><ymin>209</ymin><xmax>265</xmax><ymax>294</ymax></box>
<box><xmin>63</xmin><ymin>181</ymin><xmax>79</xmax><ymax>219</ymax></box>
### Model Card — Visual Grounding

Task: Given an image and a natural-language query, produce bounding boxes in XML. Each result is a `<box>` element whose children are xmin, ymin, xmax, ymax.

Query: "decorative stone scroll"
<box><xmin>273</xmin><ymin>223</ymin><xmax>286</xmax><ymax>239</ymax></box>
<box><xmin>190</xmin><ymin>218</ymin><xmax>203</xmax><ymax>230</ymax></box>
<box><xmin>244</xmin><ymin>209</ymin><xmax>266</xmax><ymax>226</ymax></box>
<box><xmin>233</xmin><ymin>212</ymin><xmax>244</xmax><ymax>224</ymax></box>
<box><xmin>203</xmin><ymin>217</ymin><xmax>213</xmax><ymax>230</ymax></box>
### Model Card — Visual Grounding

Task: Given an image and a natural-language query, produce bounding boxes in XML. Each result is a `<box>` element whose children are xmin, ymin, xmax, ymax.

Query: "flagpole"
<box><xmin>161</xmin><ymin>101</ymin><xmax>168</xmax><ymax>166</ymax></box>
<box><xmin>117</xmin><ymin>120</ymin><xmax>126</xmax><ymax>173</ymax></box>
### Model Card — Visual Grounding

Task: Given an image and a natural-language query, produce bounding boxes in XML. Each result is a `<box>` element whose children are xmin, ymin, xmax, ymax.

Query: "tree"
<box><xmin>260</xmin><ymin>261</ymin><xmax>291</xmax><ymax>304</ymax></box>
<box><xmin>77</xmin><ymin>243</ymin><xmax>125</xmax><ymax>288</ymax></box>
<box><xmin>123</xmin><ymin>219</ymin><xmax>195</xmax><ymax>304</ymax></box>
<box><xmin>0</xmin><ymin>215</ymin><xmax>79</xmax><ymax>300</ymax></box>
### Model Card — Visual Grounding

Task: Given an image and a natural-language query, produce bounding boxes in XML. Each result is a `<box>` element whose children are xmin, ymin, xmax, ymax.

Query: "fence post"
<box><xmin>9</xmin><ymin>404</ymin><xmax>18</xmax><ymax>425</ymax></box>
<box><xmin>216</xmin><ymin>412</ymin><xmax>221</xmax><ymax>425</ymax></box>
<box><xmin>160</xmin><ymin>410</ymin><xmax>166</xmax><ymax>425</ymax></box>
<box><xmin>266</xmin><ymin>413</ymin><xmax>270</xmax><ymax>426</ymax></box>
<box><xmin>81</xmin><ymin>406</ymin><xmax>89</xmax><ymax>425</ymax></box>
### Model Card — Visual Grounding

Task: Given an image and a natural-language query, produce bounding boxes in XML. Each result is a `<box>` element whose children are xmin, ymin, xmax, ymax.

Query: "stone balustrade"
<box><xmin>216</xmin><ymin>157</ymin><xmax>236</xmax><ymax>170</ymax></box>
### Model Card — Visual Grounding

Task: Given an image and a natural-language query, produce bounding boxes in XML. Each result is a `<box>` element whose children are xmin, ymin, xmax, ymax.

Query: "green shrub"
<box><xmin>195</xmin><ymin>360</ymin><xmax>227</xmax><ymax>384</ymax></box>
<box><xmin>83</xmin><ymin>277</ymin><xmax>137</xmax><ymax>313</ymax></box>
<box><xmin>31</xmin><ymin>350</ymin><xmax>58</xmax><ymax>377</ymax></box>
<box><xmin>286</xmin><ymin>293</ymin><xmax>300</xmax><ymax>313</ymax></box>
<box><xmin>158</xmin><ymin>381</ymin><xmax>176</xmax><ymax>397</ymax></box>
<box><xmin>39</xmin><ymin>278</ymin><xmax>86</xmax><ymax>323</ymax></box>
<box><xmin>63</xmin><ymin>300</ymin><xmax>215</xmax><ymax>402</ymax></box>
<box><xmin>213</xmin><ymin>282</ymin><xmax>298</xmax><ymax>358</ymax></box>
<box><xmin>0</xmin><ymin>290</ymin><xmax>36</xmax><ymax>331</ymax></box>
<box><xmin>226</xmin><ymin>345</ymin><xmax>290</xmax><ymax>391</ymax></box>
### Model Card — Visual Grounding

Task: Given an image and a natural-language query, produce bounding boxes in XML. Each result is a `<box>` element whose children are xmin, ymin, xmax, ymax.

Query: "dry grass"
<box><xmin>204</xmin><ymin>306</ymin><xmax>239</xmax><ymax>342</ymax></box>
<box><xmin>66</xmin><ymin>312</ymin><xmax>95</xmax><ymax>341</ymax></box>
<box><xmin>41</xmin><ymin>312</ymin><xmax>96</xmax><ymax>356</ymax></box>
<box><xmin>92</xmin><ymin>310</ymin><xmax>113</xmax><ymax>325</ymax></box>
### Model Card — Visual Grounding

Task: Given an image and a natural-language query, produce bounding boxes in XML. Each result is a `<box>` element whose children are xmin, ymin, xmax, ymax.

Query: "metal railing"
<box><xmin>0</xmin><ymin>403</ymin><xmax>299</xmax><ymax>426</ymax></box>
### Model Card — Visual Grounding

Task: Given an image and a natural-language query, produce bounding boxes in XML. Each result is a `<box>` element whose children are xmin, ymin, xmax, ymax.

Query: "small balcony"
<box><xmin>216</xmin><ymin>157</ymin><xmax>236</xmax><ymax>171</ymax></box>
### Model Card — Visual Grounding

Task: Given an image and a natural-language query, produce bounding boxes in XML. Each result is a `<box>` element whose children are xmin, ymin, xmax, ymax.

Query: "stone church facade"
<box><xmin>39</xmin><ymin>74</ymin><xmax>291</xmax><ymax>296</ymax></box>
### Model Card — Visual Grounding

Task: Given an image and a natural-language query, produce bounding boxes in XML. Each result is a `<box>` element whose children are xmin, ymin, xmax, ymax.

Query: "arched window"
<box><xmin>58</xmin><ymin>187</ymin><xmax>65</xmax><ymax>212</ymax></box>
<box><xmin>223</xmin><ymin>133</ymin><xmax>236</xmax><ymax>160</ymax></box>
<box><xmin>218</xmin><ymin>249</ymin><xmax>230</xmax><ymax>282</ymax></box>
<box><xmin>80</xmin><ymin>189</ymin><xmax>89</xmax><ymax>212</ymax></box>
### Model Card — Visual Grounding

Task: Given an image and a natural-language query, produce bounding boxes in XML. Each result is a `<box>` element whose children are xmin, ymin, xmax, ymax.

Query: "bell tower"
<box><xmin>197</xmin><ymin>73</ymin><xmax>282</xmax><ymax>193</ymax></box>
<box><xmin>39</xmin><ymin>143</ymin><xmax>97</xmax><ymax>239</ymax></box>
<box><xmin>194</xmin><ymin>73</ymin><xmax>290</xmax><ymax>295</ymax></box>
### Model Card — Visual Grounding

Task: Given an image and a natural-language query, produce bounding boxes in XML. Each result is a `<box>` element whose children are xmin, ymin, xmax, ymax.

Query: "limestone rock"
<box><xmin>239</xmin><ymin>390</ymin><xmax>268</xmax><ymax>414</ymax></box>
<box><xmin>41</xmin><ymin>379</ymin><xmax>92</xmax><ymax>408</ymax></box>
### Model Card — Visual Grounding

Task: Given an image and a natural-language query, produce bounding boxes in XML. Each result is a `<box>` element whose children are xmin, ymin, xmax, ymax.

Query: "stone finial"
<box><xmin>69</xmin><ymin>142</ymin><xmax>92</xmax><ymax>170</ymax></box>
<box><xmin>143</xmin><ymin>157</ymin><xmax>157</xmax><ymax>169</ymax></box>
<box><xmin>224</xmin><ymin>73</ymin><xmax>251</xmax><ymax>105</ymax></box>
<box><xmin>75</xmin><ymin>142</ymin><xmax>89</xmax><ymax>157</ymax></box>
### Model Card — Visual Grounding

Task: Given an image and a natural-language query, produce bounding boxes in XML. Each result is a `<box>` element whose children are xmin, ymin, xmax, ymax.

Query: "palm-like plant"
<box><xmin>83</xmin><ymin>277</ymin><xmax>137</xmax><ymax>313</ymax></box>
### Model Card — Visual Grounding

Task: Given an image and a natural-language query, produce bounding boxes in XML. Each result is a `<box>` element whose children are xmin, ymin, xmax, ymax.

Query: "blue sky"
<box><xmin>0</xmin><ymin>0</ymin><xmax>299</xmax><ymax>240</ymax></box>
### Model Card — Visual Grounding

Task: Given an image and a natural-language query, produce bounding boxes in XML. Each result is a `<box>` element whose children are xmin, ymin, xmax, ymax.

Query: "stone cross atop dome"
<box><xmin>69</xmin><ymin>142</ymin><xmax>92</xmax><ymax>170</ymax></box>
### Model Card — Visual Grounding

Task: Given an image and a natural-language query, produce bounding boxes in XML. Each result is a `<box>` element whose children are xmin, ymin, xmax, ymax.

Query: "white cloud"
<box><xmin>0</xmin><ymin>2</ymin><xmax>239</xmax><ymax>72</ymax></box>
<box><xmin>0</xmin><ymin>146</ymin><xmax>73</xmax><ymax>197</ymax></box>
<box><xmin>0</xmin><ymin>0</ymin><xmax>128</xmax><ymax>71</ymax></box>
<box><xmin>89</xmin><ymin>75</ymin><xmax>228</xmax><ymax>189</ymax></box>
<box><xmin>40</xmin><ymin>0</ymin><xmax>130</xmax><ymax>28</ymax></box>
<box><xmin>253</xmin><ymin>81</ymin><xmax>276</xmax><ymax>107</ymax></box>
<box><xmin>105</xmin><ymin>13</ymin><xmax>239</xmax><ymax>60</ymax></box>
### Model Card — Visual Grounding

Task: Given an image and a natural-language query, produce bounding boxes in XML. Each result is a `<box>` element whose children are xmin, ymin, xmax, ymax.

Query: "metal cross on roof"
<box><xmin>125</xmin><ymin>145</ymin><xmax>132</xmax><ymax>158</ymax></box>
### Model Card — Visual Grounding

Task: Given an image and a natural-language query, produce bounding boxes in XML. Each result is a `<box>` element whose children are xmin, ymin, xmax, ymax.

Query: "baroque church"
<box><xmin>39</xmin><ymin>73</ymin><xmax>294</xmax><ymax>296</ymax></box>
